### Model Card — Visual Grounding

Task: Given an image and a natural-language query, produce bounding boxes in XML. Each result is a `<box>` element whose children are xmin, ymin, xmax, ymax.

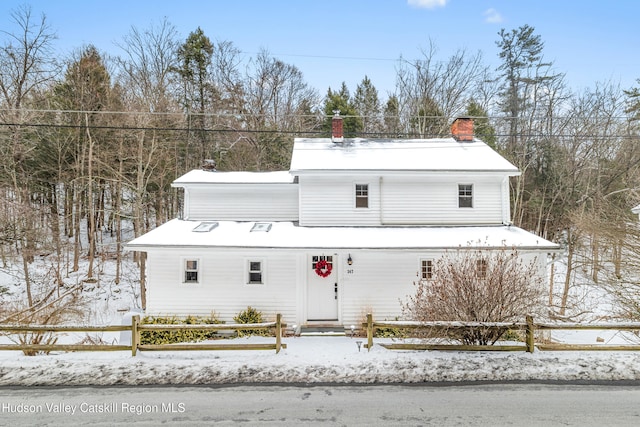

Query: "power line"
<box><xmin>244</xmin><ymin>51</ymin><xmax>402</xmax><ymax>63</ymax></box>
<box><xmin>0</xmin><ymin>121</ymin><xmax>638</xmax><ymax>140</ymax></box>
<box><xmin>1</xmin><ymin>108</ymin><xmax>638</xmax><ymax>122</ymax></box>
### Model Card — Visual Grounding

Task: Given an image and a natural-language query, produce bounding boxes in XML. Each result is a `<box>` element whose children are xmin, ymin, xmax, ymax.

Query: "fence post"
<box><xmin>366</xmin><ymin>313</ymin><xmax>373</xmax><ymax>352</ymax></box>
<box><xmin>526</xmin><ymin>315</ymin><xmax>534</xmax><ymax>353</ymax></box>
<box><xmin>275</xmin><ymin>313</ymin><xmax>282</xmax><ymax>354</ymax></box>
<box><xmin>131</xmin><ymin>315</ymin><xmax>140</xmax><ymax>357</ymax></box>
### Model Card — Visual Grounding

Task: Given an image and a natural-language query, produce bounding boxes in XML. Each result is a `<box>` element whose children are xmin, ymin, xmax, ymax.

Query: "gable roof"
<box><xmin>289</xmin><ymin>137</ymin><xmax>520</xmax><ymax>175</ymax></box>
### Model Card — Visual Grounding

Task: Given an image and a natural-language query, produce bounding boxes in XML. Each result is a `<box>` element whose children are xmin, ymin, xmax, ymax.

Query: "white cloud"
<box><xmin>407</xmin><ymin>0</ymin><xmax>448</xmax><ymax>9</ymax></box>
<box><xmin>483</xmin><ymin>8</ymin><xmax>503</xmax><ymax>23</ymax></box>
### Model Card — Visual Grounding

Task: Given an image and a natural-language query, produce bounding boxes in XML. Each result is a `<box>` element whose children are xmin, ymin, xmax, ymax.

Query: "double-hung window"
<box><xmin>183</xmin><ymin>259</ymin><xmax>199</xmax><ymax>284</ymax></box>
<box><xmin>458</xmin><ymin>184</ymin><xmax>473</xmax><ymax>208</ymax></box>
<box><xmin>355</xmin><ymin>184</ymin><xmax>369</xmax><ymax>208</ymax></box>
<box><xmin>247</xmin><ymin>260</ymin><xmax>264</xmax><ymax>285</ymax></box>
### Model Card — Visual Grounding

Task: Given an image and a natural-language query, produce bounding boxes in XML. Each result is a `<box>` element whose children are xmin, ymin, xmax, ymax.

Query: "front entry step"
<box><xmin>299</xmin><ymin>326</ymin><xmax>346</xmax><ymax>337</ymax></box>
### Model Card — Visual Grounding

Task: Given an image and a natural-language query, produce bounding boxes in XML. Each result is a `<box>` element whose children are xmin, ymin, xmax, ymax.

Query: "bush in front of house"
<box><xmin>402</xmin><ymin>247</ymin><xmax>546</xmax><ymax>346</ymax></box>
<box><xmin>140</xmin><ymin>313</ymin><xmax>224</xmax><ymax>345</ymax></box>
<box><xmin>374</xmin><ymin>317</ymin><xmax>410</xmax><ymax>338</ymax></box>
<box><xmin>233</xmin><ymin>306</ymin><xmax>270</xmax><ymax>337</ymax></box>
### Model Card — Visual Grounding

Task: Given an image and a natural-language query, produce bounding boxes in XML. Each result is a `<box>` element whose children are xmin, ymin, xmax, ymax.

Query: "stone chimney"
<box><xmin>451</xmin><ymin>117</ymin><xmax>474</xmax><ymax>142</ymax></box>
<box><xmin>331</xmin><ymin>110</ymin><xmax>344</xmax><ymax>143</ymax></box>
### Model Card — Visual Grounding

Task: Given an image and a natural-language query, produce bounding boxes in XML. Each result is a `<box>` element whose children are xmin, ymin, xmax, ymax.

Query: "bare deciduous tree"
<box><xmin>395</xmin><ymin>41</ymin><xmax>488</xmax><ymax>137</ymax></box>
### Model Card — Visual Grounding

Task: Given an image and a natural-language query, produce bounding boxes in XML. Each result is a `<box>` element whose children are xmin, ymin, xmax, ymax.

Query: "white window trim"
<box><xmin>245</xmin><ymin>259</ymin><xmax>266</xmax><ymax>285</ymax></box>
<box><xmin>354</xmin><ymin>183</ymin><xmax>370</xmax><ymax>209</ymax></box>
<box><xmin>458</xmin><ymin>183</ymin><xmax>474</xmax><ymax>208</ymax></box>
<box><xmin>181</xmin><ymin>257</ymin><xmax>201</xmax><ymax>285</ymax></box>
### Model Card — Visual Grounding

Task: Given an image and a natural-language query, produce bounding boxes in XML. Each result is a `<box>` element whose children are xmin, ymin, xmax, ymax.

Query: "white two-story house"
<box><xmin>126</xmin><ymin>117</ymin><xmax>559</xmax><ymax>327</ymax></box>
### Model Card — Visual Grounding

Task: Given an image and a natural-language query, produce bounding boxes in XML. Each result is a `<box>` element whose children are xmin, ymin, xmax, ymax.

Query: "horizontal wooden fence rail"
<box><xmin>363</xmin><ymin>314</ymin><xmax>640</xmax><ymax>353</ymax></box>
<box><xmin>0</xmin><ymin>313</ymin><xmax>286</xmax><ymax>355</ymax></box>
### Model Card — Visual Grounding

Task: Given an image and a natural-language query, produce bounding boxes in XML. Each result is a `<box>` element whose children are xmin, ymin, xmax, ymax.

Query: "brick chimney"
<box><xmin>451</xmin><ymin>117</ymin><xmax>474</xmax><ymax>141</ymax></box>
<box><xmin>331</xmin><ymin>110</ymin><xmax>344</xmax><ymax>143</ymax></box>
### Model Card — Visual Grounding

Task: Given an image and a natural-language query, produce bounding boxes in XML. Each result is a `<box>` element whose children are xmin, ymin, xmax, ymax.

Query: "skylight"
<box><xmin>192</xmin><ymin>222</ymin><xmax>219</xmax><ymax>232</ymax></box>
<box><xmin>251</xmin><ymin>222</ymin><xmax>272</xmax><ymax>232</ymax></box>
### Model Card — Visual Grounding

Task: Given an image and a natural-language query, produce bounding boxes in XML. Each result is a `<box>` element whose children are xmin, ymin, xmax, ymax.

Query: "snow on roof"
<box><xmin>289</xmin><ymin>138</ymin><xmax>520</xmax><ymax>174</ymax></box>
<box><xmin>172</xmin><ymin>170</ymin><xmax>294</xmax><ymax>186</ymax></box>
<box><xmin>126</xmin><ymin>220</ymin><xmax>559</xmax><ymax>251</ymax></box>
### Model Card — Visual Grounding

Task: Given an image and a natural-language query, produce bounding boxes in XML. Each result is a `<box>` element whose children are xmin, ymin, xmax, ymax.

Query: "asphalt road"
<box><xmin>1</xmin><ymin>383</ymin><xmax>640</xmax><ymax>426</ymax></box>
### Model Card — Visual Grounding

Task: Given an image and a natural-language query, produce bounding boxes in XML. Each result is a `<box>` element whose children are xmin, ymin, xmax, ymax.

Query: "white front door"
<box><xmin>307</xmin><ymin>255</ymin><xmax>338</xmax><ymax>321</ymax></box>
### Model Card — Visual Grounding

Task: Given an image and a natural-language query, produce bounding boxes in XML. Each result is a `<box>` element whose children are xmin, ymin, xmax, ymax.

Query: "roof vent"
<box><xmin>250</xmin><ymin>222</ymin><xmax>272</xmax><ymax>232</ymax></box>
<box><xmin>202</xmin><ymin>159</ymin><xmax>217</xmax><ymax>171</ymax></box>
<box><xmin>331</xmin><ymin>110</ymin><xmax>344</xmax><ymax>143</ymax></box>
<box><xmin>451</xmin><ymin>117</ymin><xmax>474</xmax><ymax>142</ymax></box>
<box><xmin>192</xmin><ymin>221</ymin><xmax>219</xmax><ymax>232</ymax></box>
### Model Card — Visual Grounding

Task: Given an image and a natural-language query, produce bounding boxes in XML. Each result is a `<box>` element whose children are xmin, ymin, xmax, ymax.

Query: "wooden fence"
<box><xmin>0</xmin><ymin>314</ymin><xmax>286</xmax><ymax>355</ymax></box>
<box><xmin>363</xmin><ymin>314</ymin><xmax>640</xmax><ymax>353</ymax></box>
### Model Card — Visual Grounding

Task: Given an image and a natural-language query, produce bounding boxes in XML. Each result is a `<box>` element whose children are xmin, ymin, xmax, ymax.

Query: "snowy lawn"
<box><xmin>1</xmin><ymin>335</ymin><xmax>640</xmax><ymax>386</ymax></box>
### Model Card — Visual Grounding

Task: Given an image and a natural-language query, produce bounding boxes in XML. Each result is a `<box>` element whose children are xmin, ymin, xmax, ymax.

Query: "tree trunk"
<box><xmin>85</xmin><ymin>115</ymin><xmax>96</xmax><ymax>279</ymax></box>
<box><xmin>560</xmin><ymin>234</ymin><xmax>575</xmax><ymax>316</ymax></box>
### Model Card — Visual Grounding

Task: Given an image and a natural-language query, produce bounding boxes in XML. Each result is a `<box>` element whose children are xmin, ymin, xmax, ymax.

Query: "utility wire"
<box><xmin>0</xmin><ymin>122</ymin><xmax>637</xmax><ymax>140</ymax></box>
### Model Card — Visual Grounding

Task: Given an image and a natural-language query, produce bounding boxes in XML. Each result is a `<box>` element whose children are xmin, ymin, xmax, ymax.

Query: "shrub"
<box><xmin>140</xmin><ymin>313</ymin><xmax>224</xmax><ymax>345</ymax></box>
<box><xmin>233</xmin><ymin>306</ymin><xmax>270</xmax><ymax>337</ymax></box>
<box><xmin>403</xmin><ymin>247</ymin><xmax>545</xmax><ymax>345</ymax></box>
<box><xmin>8</xmin><ymin>291</ymin><xmax>85</xmax><ymax>356</ymax></box>
<box><xmin>374</xmin><ymin>317</ymin><xmax>410</xmax><ymax>338</ymax></box>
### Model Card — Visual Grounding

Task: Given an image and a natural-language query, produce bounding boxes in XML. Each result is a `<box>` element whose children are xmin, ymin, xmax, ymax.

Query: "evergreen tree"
<box><xmin>322</xmin><ymin>82</ymin><xmax>362</xmax><ymax>137</ymax></box>
<box><xmin>383</xmin><ymin>95</ymin><xmax>402</xmax><ymax>137</ymax></box>
<box><xmin>176</xmin><ymin>27</ymin><xmax>214</xmax><ymax>163</ymax></box>
<box><xmin>495</xmin><ymin>25</ymin><xmax>559</xmax><ymax>154</ymax></box>
<box><xmin>466</xmin><ymin>100</ymin><xmax>496</xmax><ymax>148</ymax></box>
<box><xmin>624</xmin><ymin>79</ymin><xmax>640</xmax><ymax>120</ymax></box>
<box><xmin>353</xmin><ymin>76</ymin><xmax>381</xmax><ymax>135</ymax></box>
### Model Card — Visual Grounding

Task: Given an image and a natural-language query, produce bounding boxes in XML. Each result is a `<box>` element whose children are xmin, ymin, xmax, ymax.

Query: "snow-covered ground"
<box><xmin>2</xmin><ymin>249</ymin><xmax>640</xmax><ymax>386</ymax></box>
<box><xmin>2</xmin><ymin>333</ymin><xmax>640</xmax><ymax>386</ymax></box>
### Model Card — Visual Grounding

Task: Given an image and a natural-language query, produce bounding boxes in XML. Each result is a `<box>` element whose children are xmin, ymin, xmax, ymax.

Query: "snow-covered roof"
<box><xmin>289</xmin><ymin>138</ymin><xmax>520</xmax><ymax>175</ymax></box>
<box><xmin>172</xmin><ymin>170</ymin><xmax>294</xmax><ymax>186</ymax></box>
<box><xmin>126</xmin><ymin>220</ymin><xmax>559</xmax><ymax>251</ymax></box>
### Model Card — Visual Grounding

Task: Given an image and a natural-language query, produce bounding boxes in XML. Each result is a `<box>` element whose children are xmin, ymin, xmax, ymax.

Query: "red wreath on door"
<box><xmin>314</xmin><ymin>260</ymin><xmax>333</xmax><ymax>278</ymax></box>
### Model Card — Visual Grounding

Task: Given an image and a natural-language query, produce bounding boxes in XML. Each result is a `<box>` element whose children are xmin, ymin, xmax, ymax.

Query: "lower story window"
<box><xmin>184</xmin><ymin>259</ymin><xmax>199</xmax><ymax>283</ymax></box>
<box><xmin>476</xmin><ymin>258</ymin><xmax>488</xmax><ymax>278</ymax></box>
<box><xmin>420</xmin><ymin>259</ymin><xmax>434</xmax><ymax>280</ymax></box>
<box><xmin>248</xmin><ymin>260</ymin><xmax>264</xmax><ymax>284</ymax></box>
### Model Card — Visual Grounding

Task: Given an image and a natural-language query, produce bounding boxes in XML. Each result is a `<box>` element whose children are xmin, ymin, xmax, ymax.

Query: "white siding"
<box><xmin>338</xmin><ymin>251</ymin><xmax>421</xmax><ymax>326</ymax></box>
<box><xmin>299</xmin><ymin>176</ymin><xmax>381</xmax><ymax>226</ymax></box>
<box><xmin>145</xmin><ymin>247</ymin><xmax>549</xmax><ymax>327</ymax></box>
<box><xmin>185</xmin><ymin>184</ymin><xmax>298</xmax><ymax>221</ymax></box>
<box><xmin>145</xmin><ymin>248</ymin><xmax>299</xmax><ymax>325</ymax></box>
<box><xmin>381</xmin><ymin>176</ymin><xmax>504</xmax><ymax>225</ymax></box>
<box><xmin>298</xmin><ymin>174</ymin><xmax>506</xmax><ymax>226</ymax></box>
<box><xmin>336</xmin><ymin>249</ymin><xmax>547</xmax><ymax>326</ymax></box>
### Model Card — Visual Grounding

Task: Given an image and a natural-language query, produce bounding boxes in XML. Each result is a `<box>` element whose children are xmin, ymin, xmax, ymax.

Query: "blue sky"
<box><xmin>1</xmin><ymin>0</ymin><xmax>639</xmax><ymax>99</ymax></box>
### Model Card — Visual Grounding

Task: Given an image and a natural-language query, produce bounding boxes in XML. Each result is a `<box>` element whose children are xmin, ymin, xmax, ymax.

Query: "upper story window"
<box><xmin>355</xmin><ymin>184</ymin><xmax>369</xmax><ymax>208</ymax></box>
<box><xmin>183</xmin><ymin>259</ymin><xmax>199</xmax><ymax>284</ymax></box>
<box><xmin>458</xmin><ymin>184</ymin><xmax>473</xmax><ymax>208</ymax></box>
